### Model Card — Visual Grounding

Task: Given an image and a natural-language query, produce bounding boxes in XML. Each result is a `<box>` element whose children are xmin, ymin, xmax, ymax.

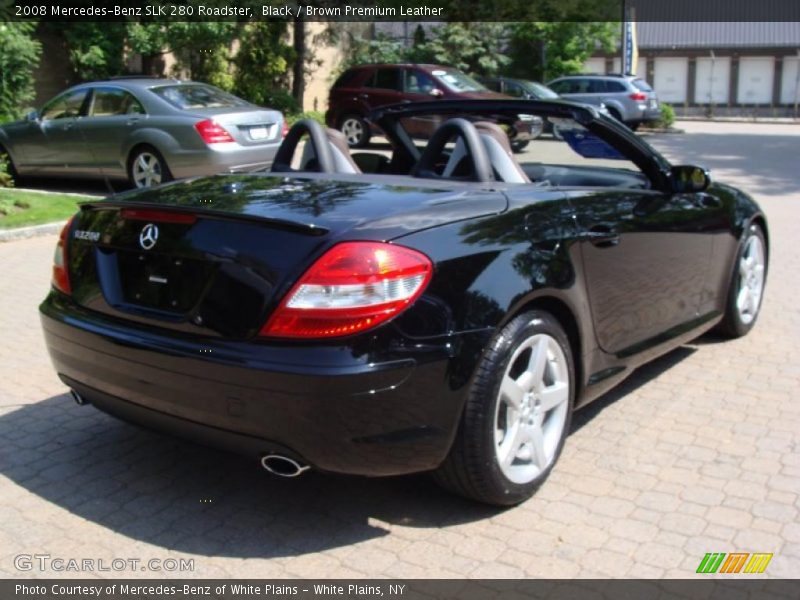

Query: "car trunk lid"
<box><xmin>191</xmin><ymin>108</ymin><xmax>283</xmax><ymax>146</ymax></box>
<box><xmin>67</xmin><ymin>174</ymin><xmax>506</xmax><ymax>339</ymax></box>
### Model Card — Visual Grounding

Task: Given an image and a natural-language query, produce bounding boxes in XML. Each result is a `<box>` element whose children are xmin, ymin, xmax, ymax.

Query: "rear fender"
<box><xmin>122</xmin><ymin>128</ymin><xmax>183</xmax><ymax>168</ymax></box>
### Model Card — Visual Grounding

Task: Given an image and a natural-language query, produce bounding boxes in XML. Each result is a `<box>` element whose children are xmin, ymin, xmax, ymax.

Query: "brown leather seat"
<box><xmin>326</xmin><ymin>128</ymin><xmax>362</xmax><ymax>174</ymax></box>
<box><xmin>473</xmin><ymin>121</ymin><xmax>531</xmax><ymax>183</ymax></box>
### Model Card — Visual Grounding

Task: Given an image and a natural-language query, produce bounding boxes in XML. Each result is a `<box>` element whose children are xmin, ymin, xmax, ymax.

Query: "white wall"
<box><xmin>737</xmin><ymin>57</ymin><xmax>775</xmax><ymax>104</ymax></box>
<box><xmin>654</xmin><ymin>57</ymin><xmax>689</xmax><ymax>103</ymax></box>
<box><xmin>695</xmin><ymin>56</ymin><xmax>731</xmax><ymax>104</ymax></box>
<box><xmin>779</xmin><ymin>56</ymin><xmax>800</xmax><ymax>105</ymax></box>
<box><xmin>583</xmin><ymin>58</ymin><xmax>606</xmax><ymax>74</ymax></box>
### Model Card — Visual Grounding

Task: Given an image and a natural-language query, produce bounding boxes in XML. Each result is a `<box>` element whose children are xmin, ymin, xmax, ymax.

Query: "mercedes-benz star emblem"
<box><xmin>139</xmin><ymin>223</ymin><xmax>159</xmax><ymax>250</ymax></box>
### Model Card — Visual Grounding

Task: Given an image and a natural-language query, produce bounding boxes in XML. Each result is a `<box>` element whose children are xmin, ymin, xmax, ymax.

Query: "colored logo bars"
<box><xmin>696</xmin><ymin>552</ymin><xmax>773</xmax><ymax>574</ymax></box>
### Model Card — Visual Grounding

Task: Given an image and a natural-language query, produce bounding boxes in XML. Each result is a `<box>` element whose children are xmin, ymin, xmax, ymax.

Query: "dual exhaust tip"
<box><xmin>71</xmin><ymin>388</ymin><xmax>309</xmax><ymax>478</ymax></box>
<box><xmin>261</xmin><ymin>454</ymin><xmax>310</xmax><ymax>478</ymax></box>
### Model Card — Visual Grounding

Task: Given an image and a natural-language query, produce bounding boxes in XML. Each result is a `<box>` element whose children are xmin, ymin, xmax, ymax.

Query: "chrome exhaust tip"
<box><xmin>260</xmin><ymin>454</ymin><xmax>310</xmax><ymax>478</ymax></box>
<box><xmin>70</xmin><ymin>389</ymin><xmax>88</xmax><ymax>406</ymax></box>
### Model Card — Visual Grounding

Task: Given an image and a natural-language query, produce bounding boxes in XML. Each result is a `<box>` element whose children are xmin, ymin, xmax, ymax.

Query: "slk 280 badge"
<box><xmin>74</xmin><ymin>230</ymin><xmax>100</xmax><ymax>242</ymax></box>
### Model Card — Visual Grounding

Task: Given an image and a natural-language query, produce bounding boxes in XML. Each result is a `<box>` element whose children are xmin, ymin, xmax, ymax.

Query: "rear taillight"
<box><xmin>629</xmin><ymin>92</ymin><xmax>647</xmax><ymax>102</ymax></box>
<box><xmin>52</xmin><ymin>216</ymin><xmax>75</xmax><ymax>295</ymax></box>
<box><xmin>194</xmin><ymin>119</ymin><xmax>235</xmax><ymax>144</ymax></box>
<box><xmin>281</xmin><ymin>119</ymin><xmax>289</xmax><ymax>139</ymax></box>
<box><xmin>260</xmin><ymin>242</ymin><xmax>433</xmax><ymax>339</ymax></box>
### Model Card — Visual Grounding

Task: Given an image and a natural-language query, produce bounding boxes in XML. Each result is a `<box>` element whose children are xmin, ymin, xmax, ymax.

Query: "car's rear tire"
<box><xmin>339</xmin><ymin>114</ymin><xmax>370</xmax><ymax>148</ymax></box>
<box><xmin>128</xmin><ymin>145</ymin><xmax>172</xmax><ymax>189</ymax></box>
<box><xmin>434</xmin><ymin>310</ymin><xmax>574</xmax><ymax>506</ymax></box>
<box><xmin>717</xmin><ymin>223</ymin><xmax>768</xmax><ymax>338</ymax></box>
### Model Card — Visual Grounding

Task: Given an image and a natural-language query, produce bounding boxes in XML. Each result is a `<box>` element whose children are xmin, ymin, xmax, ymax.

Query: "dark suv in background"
<box><xmin>326</xmin><ymin>63</ymin><xmax>540</xmax><ymax>149</ymax></box>
<box><xmin>547</xmin><ymin>74</ymin><xmax>661</xmax><ymax>129</ymax></box>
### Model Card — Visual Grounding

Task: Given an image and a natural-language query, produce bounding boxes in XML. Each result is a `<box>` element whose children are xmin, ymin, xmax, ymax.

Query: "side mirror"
<box><xmin>25</xmin><ymin>110</ymin><xmax>39</xmax><ymax>122</ymax></box>
<box><xmin>429</xmin><ymin>88</ymin><xmax>444</xmax><ymax>98</ymax></box>
<box><xmin>671</xmin><ymin>165</ymin><xmax>710</xmax><ymax>193</ymax></box>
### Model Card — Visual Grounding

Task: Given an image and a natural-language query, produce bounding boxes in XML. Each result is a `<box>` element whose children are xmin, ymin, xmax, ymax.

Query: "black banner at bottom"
<box><xmin>3</xmin><ymin>579</ymin><xmax>800</xmax><ymax>600</ymax></box>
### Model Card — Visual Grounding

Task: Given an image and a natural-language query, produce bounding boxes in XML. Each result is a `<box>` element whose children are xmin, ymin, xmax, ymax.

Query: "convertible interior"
<box><xmin>270</xmin><ymin>107</ymin><xmax>654</xmax><ymax>191</ymax></box>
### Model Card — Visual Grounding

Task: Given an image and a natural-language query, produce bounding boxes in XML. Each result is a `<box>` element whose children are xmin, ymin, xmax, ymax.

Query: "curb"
<box><xmin>0</xmin><ymin>220</ymin><xmax>66</xmax><ymax>243</ymax></box>
<box><xmin>8</xmin><ymin>187</ymin><xmax>103</xmax><ymax>198</ymax></box>
<box><xmin>675</xmin><ymin>117</ymin><xmax>800</xmax><ymax>125</ymax></box>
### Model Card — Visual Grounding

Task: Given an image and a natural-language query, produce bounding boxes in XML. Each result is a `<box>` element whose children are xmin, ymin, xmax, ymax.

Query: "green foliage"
<box><xmin>411</xmin><ymin>23</ymin><xmax>510</xmax><ymax>77</ymax></box>
<box><xmin>59</xmin><ymin>23</ymin><xmax>127</xmax><ymax>82</ymax></box>
<box><xmin>341</xmin><ymin>23</ymin><xmax>509</xmax><ymax>79</ymax></box>
<box><xmin>233</xmin><ymin>22</ymin><xmax>295</xmax><ymax>108</ymax></box>
<box><xmin>127</xmin><ymin>22</ymin><xmax>239</xmax><ymax>90</ymax></box>
<box><xmin>0</xmin><ymin>22</ymin><xmax>41</xmax><ymax>123</ymax></box>
<box><xmin>286</xmin><ymin>110</ymin><xmax>326</xmax><ymax>128</ymax></box>
<box><xmin>0</xmin><ymin>189</ymin><xmax>89</xmax><ymax>229</ymax></box>
<box><xmin>508</xmin><ymin>22</ymin><xmax>619</xmax><ymax>82</ymax></box>
<box><xmin>656</xmin><ymin>103</ymin><xmax>676</xmax><ymax>128</ymax></box>
<box><xmin>0</xmin><ymin>155</ymin><xmax>14</xmax><ymax>188</ymax></box>
<box><xmin>340</xmin><ymin>32</ymin><xmax>406</xmax><ymax>72</ymax></box>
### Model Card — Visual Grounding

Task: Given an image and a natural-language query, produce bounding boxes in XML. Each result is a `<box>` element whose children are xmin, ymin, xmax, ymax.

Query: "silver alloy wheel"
<box><xmin>341</xmin><ymin>117</ymin><xmax>365</xmax><ymax>146</ymax></box>
<box><xmin>737</xmin><ymin>234</ymin><xmax>766</xmax><ymax>324</ymax></box>
<box><xmin>132</xmin><ymin>152</ymin><xmax>163</xmax><ymax>188</ymax></box>
<box><xmin>494</xmin><ymin>333</ymin><xmax>570</xmax><ymax>484</ymax></box>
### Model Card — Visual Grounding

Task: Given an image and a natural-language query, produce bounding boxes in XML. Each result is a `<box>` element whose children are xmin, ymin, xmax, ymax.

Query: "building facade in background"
<box><xmin>585</xmin><ymin>22</ymin><xmax>800</xmax><ymax>115</ymax></box>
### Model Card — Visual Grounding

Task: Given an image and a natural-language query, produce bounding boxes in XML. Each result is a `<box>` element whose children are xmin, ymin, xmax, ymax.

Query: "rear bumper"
<box><xmin>40</xmin><ymin>293</ymin><xmax>484</xmax><ymax>476</ymax></box>
<box><xmin>633</xmin><ymin>107</ymin><xmax>663</xmax><ymax>124</ymax></box>
<box><xmin>166</xmin><ymin>142</ymin><xmax>281</xmax><ymax>179</ymax></box>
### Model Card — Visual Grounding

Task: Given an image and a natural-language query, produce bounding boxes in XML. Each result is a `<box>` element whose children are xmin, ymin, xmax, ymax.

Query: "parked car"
<box><xmin>325</xmin><ymin>63</ymin><xmax>541</xmax><ymax>151</ymax></box>
<box><xmin>480</xmin><ymin>76</ymin><xmax>561</xmax><ymax>102</ymax></box>
<box><xmin>0</xmin><ymin>78</ymin><xmax>285</xmax><ymax>189</ymax></box>
<box><xmin>41</xmin><ymin>99</ymin><xmax>767</xmax><ymax>506</ymax></box>
<box><xmin>547</xmin><ymin>74</ymin><xmax>661</xmax><ymax>129</ymax></box>
<box><xmin>480</xmin><ymin>76</ymin><xmax>613</xmax><ymax>139</ymax></box>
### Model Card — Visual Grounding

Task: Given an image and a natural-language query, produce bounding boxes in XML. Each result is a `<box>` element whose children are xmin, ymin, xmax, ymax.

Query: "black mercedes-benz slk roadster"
<box><xmin>40</xmin><ymin>99</ymin><xmax>768</xmax><ymax>505</ymax></box>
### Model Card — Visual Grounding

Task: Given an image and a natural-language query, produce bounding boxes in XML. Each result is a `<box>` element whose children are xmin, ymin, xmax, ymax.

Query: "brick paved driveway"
<box><xmin>1</xmin><ymin>122</ymin><xmax>798</xmax><ymax>579</ymax></box>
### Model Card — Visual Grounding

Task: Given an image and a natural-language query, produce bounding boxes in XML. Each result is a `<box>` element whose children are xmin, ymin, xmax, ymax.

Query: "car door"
<box><xmin>502</xmin><ymin>81</ymin><xmax>528</xmax><ymax>99</ymax></box>
<box><xmin>401</xmin><ymin>68</ymin><xmax>442</xmax><ymax>139</ymax></box>
<box><xmin>565</xmin><ymin>79</ymin><xmax>607</xmax><ymax>109</ymax></box>
<box><xmin>361</xmin><ymin>67</ymin><xmax>403</xmax><ymax>111</ymax></box>
<box><xmin>76</xmin><ymin>86</ymin><xmax>146</xmax><ymax>178</ymax></box>
<box><xmin>13</xmin><ymin>88</ymin><xmax>90</xmax><ymax>174</ymax></box>
<box><xmin>568</xmin><ymin>188</ymin><xmax>715</xmax><ymax>357</ymax></box>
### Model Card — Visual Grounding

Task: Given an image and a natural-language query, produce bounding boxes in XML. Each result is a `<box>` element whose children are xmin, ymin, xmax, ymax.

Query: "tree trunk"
<box><xmin>292</xmin><ymin>19</ymin><xmax>306</xmax><ymax>111</ymax></box>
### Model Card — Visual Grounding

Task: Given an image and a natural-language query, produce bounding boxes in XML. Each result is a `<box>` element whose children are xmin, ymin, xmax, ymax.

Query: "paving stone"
<box><xmin>0</xmin><ymin>121</ymin><xmax>798</xmax><ymax>578</ymax></box>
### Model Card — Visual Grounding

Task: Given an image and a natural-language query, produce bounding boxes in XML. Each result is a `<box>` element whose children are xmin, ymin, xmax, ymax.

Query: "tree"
<box><xmin>0</xmin><ymin>22</ymin><xmax>41</xmax><ymax>122</ymax></box>
<box><xmin>340</xmin><ymin>23</ymin><xmax>510</xmax><ymax>79</ymax></box>
<box><xmin>340</xmin><ymin>32</ymin><xmax>406</xmax><ymax>71</ymax></box>
<box><xmin>412</xmin><ymin>23</ymin><xmax>511</xmax><ymax>77</ymax></box>
<box><xmin>291</xmin><ymin>19</ymin><xmax>306</xmax><ymax>110</ymax></box>
<box><xmin>58</xmin><ymin>23</ymin><xmax>127</xmax><ymax>82</ymax></box>
<box><xmin>127</xmin><ymin>22</ymin><xmax>238</xmax><ymax>89</ymax></box>
<box><xmin>508</xmin><ymin>22</ymin><xmax>618</xmax><ymax>82</ymax></box>
<box><xmin>233</xmin><ymin>22</ymin><xmax>296</xmax><ymax>112</ymax></box>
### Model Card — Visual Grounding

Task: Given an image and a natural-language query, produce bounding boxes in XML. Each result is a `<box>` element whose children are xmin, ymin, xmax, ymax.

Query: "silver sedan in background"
<box><xmin>0</xmin><ymin>78</ymin><xmax>285</xmax><ymax>188</ymax></box>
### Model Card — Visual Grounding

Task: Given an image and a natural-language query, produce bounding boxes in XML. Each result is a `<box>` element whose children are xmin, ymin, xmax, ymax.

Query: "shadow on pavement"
<box><xmin>648</xmin><ymin>132</ymin><xmax>800</xmax><ymax>197</ymax></box>
<box><xmin>0</xmin><ymin>339</ymin><xmax>709</xmax><ymax>557</ymax></box>
<box><xmin>0</xmin><ymin>393</ymin><xmax>496</xmax><ymax>559</ymax></box>
<box><xmin>571</xmin><ymin>344</ymin><xmax>697</xmax><ymax>432</ymax></box>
